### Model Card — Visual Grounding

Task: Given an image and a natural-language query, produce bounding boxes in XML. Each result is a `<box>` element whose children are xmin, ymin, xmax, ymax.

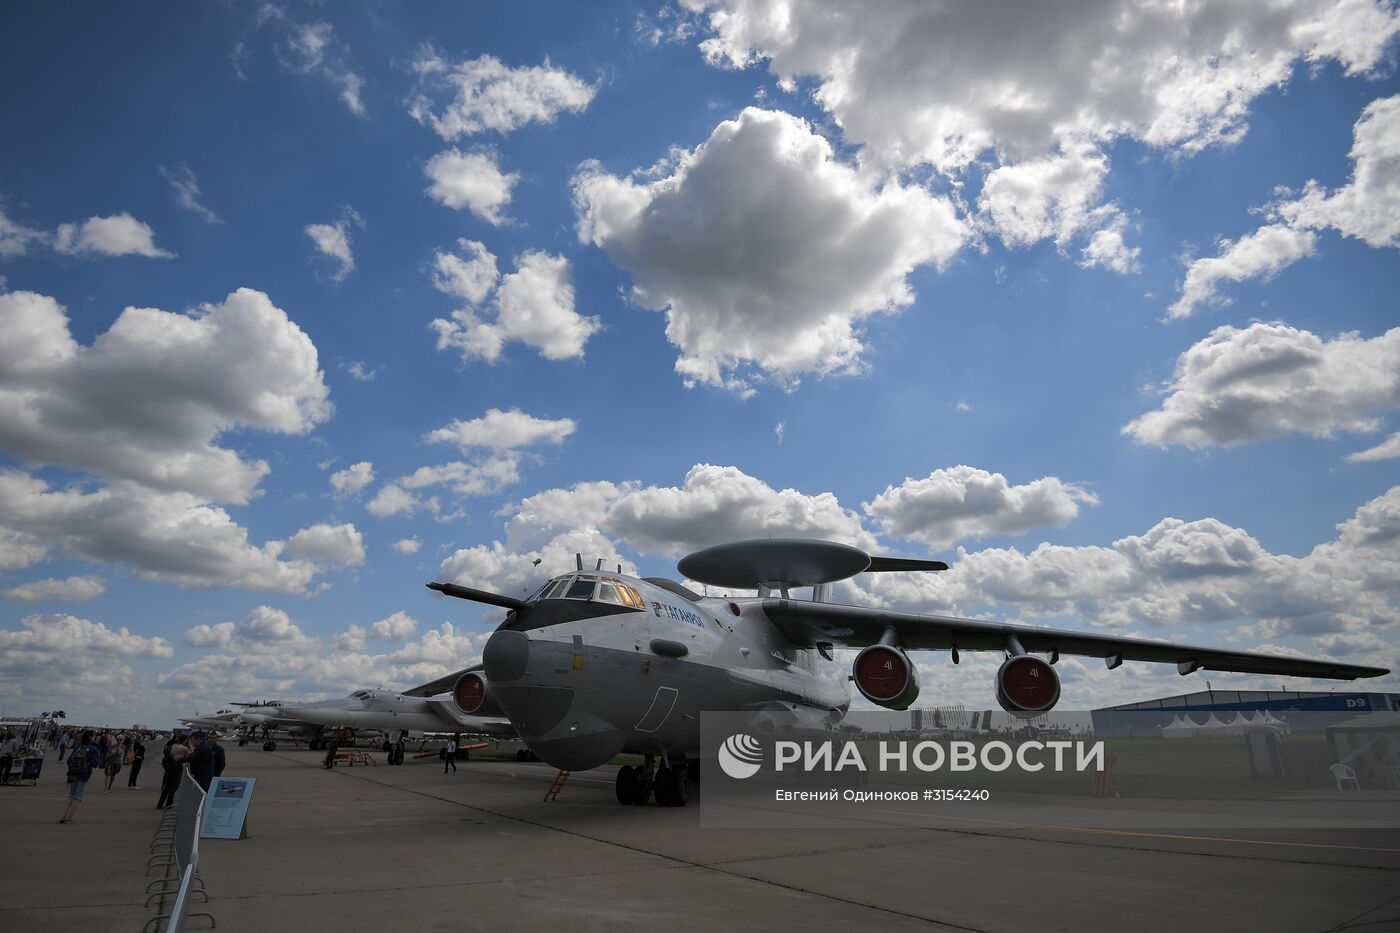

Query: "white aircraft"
<box><xmin>178</xmin><ymin>709</ymin><xmax>245</xmax><ymax>732</ymax></box>
<box><xmin>270</xmin><ymin>688</ymin><xmax>513</xmax><ymax>748</ymax></box>
<box><xmin>427</xmin><ymin>538</ymin><xmax>1389</xmax><ymax>807</ymax></box>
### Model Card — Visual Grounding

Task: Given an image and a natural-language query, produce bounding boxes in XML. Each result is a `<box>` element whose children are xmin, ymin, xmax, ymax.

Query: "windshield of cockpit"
<box><xmin>527</xmin><ymin>575</ymin><xmax>647</xmax><ymax>610</ymax></box>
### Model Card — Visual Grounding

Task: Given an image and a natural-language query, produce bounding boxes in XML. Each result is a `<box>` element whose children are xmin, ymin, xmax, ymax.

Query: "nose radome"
<box><xmin>483</xmin><ymin>629</ymin><xmax>529</xmax><ymax>682</ymax></box>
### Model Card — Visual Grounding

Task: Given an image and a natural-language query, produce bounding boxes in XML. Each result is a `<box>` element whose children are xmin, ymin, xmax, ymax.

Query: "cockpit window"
<box><xmin>608</xmin><ymin>579</ymin><xmax>645</xmax><ymax>609</ymax></box>
<box><xmin>564</xmin><ymin>577</ymin><xmax>596</xmax><ymax>599</ymax></box>
<box><xmin>524</xmin><ymin>574</ymin><xmax>646</xmax><ymax>611</ymax></box>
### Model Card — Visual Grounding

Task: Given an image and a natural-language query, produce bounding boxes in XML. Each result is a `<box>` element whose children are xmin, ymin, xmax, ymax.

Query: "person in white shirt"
<box><xmin>444</xmin><ymin>738</ymin><xmax>457</xmax><ymax>773</ymax></box>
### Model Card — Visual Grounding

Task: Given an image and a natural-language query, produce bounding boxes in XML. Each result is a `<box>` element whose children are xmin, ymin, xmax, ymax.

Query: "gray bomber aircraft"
<box><xmin>426</xmin><ymin>538</ymin><xmax>1388</xmax><ymax>808</ymax></box>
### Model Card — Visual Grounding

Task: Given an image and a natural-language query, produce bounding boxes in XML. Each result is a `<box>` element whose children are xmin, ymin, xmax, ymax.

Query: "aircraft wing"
<box><xmin>402</xmin><ymin>663</ymin><xmax>483</xmax><ymax>698</ymax></box>
<box><xmin>759</xmin><ymin>598</ymin><xmax>1388</xmax><ymax>681</ymax></box>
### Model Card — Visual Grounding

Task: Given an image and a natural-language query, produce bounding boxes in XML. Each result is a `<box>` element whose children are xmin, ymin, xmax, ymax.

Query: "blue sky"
<box><xmin>2</xmin><ymin>1</ymin><xmax>1398</xmax><ymax>727</ymax></box>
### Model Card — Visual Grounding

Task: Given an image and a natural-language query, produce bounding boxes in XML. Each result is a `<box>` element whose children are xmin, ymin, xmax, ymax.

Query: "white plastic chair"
<box><xmin>1330</xmin><ymin>762</ymin><xmax>1360</xmax><ymax>792</ymax></box>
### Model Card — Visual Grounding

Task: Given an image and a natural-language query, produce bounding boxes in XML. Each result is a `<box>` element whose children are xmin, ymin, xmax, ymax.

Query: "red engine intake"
<box><xmin>452</xmin><ymin>671</ymin><xmax>501</xmax><ymax>718</ymax></box>
<box><xmin>852</xmin><ymin>645</ymin><xmax>921</xmax><ymax>710</ymax></box>
<box><xmin>994</xmin><ymin>655</ymin><xmax>1061</xmax><ymax>715</ymax></box>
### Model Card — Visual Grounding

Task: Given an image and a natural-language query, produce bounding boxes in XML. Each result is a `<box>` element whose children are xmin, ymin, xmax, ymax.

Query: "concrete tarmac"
<box><xmin>2</xmin><ymin>745</ymin><xmax>1398</xmax><ymax>932</ymax></box>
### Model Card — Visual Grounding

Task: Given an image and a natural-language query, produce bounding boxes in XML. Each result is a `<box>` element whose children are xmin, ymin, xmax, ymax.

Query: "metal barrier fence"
<box><xmin>144</xmin><ymin>764</ymin><xmax>216</xmax><ymax>932</ymax></box>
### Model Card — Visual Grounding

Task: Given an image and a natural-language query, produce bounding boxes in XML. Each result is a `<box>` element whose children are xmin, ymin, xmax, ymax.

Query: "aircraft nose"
<box><xmin>483</xmin><ymin>629</ymin><xmax>529</xmax><ymax>682</ymax></box>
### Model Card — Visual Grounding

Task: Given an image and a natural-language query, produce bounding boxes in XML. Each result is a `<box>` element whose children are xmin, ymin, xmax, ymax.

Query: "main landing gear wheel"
<box><xmin>382</xmin><ymin>740</ymin><xmax>393</xmax><ymax>752</ymax></box>
<box><xmin>654</xmin><ymin>765</ymin><xmax>689</xmax><ymax>807</ymax></box>
<box><xmin>262</xmin><ymin>740</ymin><xmax>277</xmax><ymax>751</ymax></box>
<box><xmin>615</xmin><ymin>765</ymin><xmax>651</xmax><ymax>805</ymax></box>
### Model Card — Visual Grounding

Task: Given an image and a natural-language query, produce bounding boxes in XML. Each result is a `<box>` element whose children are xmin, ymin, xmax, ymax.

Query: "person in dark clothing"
<box><xmin>0</xmin><ymin>728</ymin><xmax>17</xmax><ymax>785</ymax></box>
<box><xmin>127</xmin><ymin>736</ymin><xmax>146</xmax><ymax>788</ymax></box>
<box><xmin>155</xmin><ymin>735</ymin><xmax>189</xmax><ymax>809</ymax></box>
<box><xmin>209</xmin><ymin>734</ymin><xmax>226</xmax><ymax>777</ymax></box>
<box><xmin>60</xmin><ymin>730</ymin><xmax>101</xmax><ymax>823</ymax></box>
<box><xmin>186</xmin><ymin>731</ymin><xmax>214</xmax><ymax>791</ymax></box>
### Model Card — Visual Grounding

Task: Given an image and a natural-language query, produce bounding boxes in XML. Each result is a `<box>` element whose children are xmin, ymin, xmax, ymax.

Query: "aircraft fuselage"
<box><xmin>482</xmin><ymin>572</ymin><xmax>848</xmax><ymax>771</ymax></box>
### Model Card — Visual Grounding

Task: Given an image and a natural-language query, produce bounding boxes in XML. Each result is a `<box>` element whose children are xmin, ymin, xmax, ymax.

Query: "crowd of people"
<box><xmin>0</xmin><ymin>724</ymin><xmax>229</xmax><ymax>825</ymax></box>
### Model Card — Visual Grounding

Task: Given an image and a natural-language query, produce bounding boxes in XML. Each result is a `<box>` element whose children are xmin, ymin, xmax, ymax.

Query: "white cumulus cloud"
<box><xmin>1169</xmin><ymin>224</ymin><xmax>1318</xmax><ymax>319</ymax></box>
<box><xmin>184</xmin><ymin>621</ymin><xmax>235</xmax><ymax>648</ymax></box>
<box><xmin>53</xmin><ymin>213</ymin><xmax>172</xmax><ymax>258</ymax></box>
<box><xmin>1276</xmin><ymin>94</ymin><xmax>1400</xmax><ymax>248</ymax></box>
<box><xmin>684</xmin><ymin>0</ymin><xmax>1399</xmax><ymax>261</ymax></box>
<box><xmin>0</xmin><ymin>289</ymin><xmax>331</xmax><ymax>504</ymax></box>
<box><xmin>0</xmin><ymin>613</ymin><xmax>172</xmax><ymax>662</ymax></box>
<box><xmin>370</xmin><ymin>611</ymin><xmax>418</xmax><ymax>642</ymax></box>
<box><xmin>0</xmin><ymin>471</ymin><xmax>353</xmax><ymax>594</ymax></box>
<box><xmin>573</xmin><ymin>107</ymin><xmax>968</xmax><ymax>392</ymax></box>
<box><xmin>284</xmin><ymin>523</ymin><xmax>366</xmax><ymax>566</ymax></box>
<box><xmin>864</xmin><ymin>466</ymin><xmax>1099</xmax><ymax>550</ymax></box>
<box><xmin>1347</xmin><ymin>432</ymin><xmax>1400</xmax><ymax>462</ymax></box>
<box><xmin>2</xmin><ymin>575</ymin><xmax>106</xmax><ymax>603</ymax></box>
<box><xmin>1124</xmin><ymin>322</ymin><xmax>1400</xmax><ymax>448</ymax></box>
<box><xmin>1171</xmin><ymin>95</ymin><xmax>1400</xmax><ymax>317</ymax></box>
<box><xmin>431</xmin><ymin>239</ymin><xmax>499</xmax><ymax>304</ymax></box>
<box><xmin>423</xmin><ymin>149</ymin><xmax>518</xmax><ymax>224</ymax></box>
<box><xmin>425</xmin><ymin>408</ymin><xmax>577</xmax><ymax>451</ymax></box>
<box><xmin>330</xmin><ymin>461</ymin><xmax>375</xmax><ymax>498</ymax></box>
<box><xmin>408</xmin><ymin>50</ymin><xmax>596</xmax><ymax>138</ymax></box>
<box><xmin>431</xmin><ymin>250</ymin><xmax>599</xmax><ymax>362</ymax></box>
<box><xmin>686</xmin><ymin>1</ymin><xmax>1400</xmax><ymax>166</ymax></box>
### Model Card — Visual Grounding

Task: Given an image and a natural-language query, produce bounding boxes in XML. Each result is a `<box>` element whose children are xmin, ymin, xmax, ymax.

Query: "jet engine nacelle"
<box><xmin>452</xmin><ymin>671</ymin><xmax>504</xmax><ymax>718</ymax></box>
<box><xmin>994</xmin><ymin>655</ymin><xmax>1061</xmax><ymax>716</ymax></box>
<box><xmin>852</xmin><ymin>644</ymin><xmax>921</xmax><ymax>710</ymax></box>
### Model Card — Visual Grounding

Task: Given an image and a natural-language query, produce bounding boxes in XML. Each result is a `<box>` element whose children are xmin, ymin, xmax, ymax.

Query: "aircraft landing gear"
<box><xmin>617</xmin><ymin>754</ymin><xmax>689</xmax><ymax>806</ymax></box>
<box><xmin>382</xmin><ymin>740</ymin><xmax>393</xmax><ymax>752</ymax></box>
<box><xmin>654</xmin><ymin>762</ymin><xmax>689</xmax><ymax>807</ymax></box>
<box><xmin>615</xmin><ymin>764</ymin><xmax>651</xmax><ymax>805</ymax></box>
<box><xmin>262</xmin><ymin>740</ymin><xmax>277</xmax><ymax>751</ymax></box>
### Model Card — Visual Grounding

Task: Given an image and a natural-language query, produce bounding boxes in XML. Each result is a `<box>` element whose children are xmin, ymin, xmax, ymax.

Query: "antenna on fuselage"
<box><xmin>576</xmin><ymin>553</ymin><xmax>583</xmax><ymax>571</ymax></box>
<box><xmin>595</xmin><ymin>557</ymin><xmax>604</xmax><ymax>570</ymax></box>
